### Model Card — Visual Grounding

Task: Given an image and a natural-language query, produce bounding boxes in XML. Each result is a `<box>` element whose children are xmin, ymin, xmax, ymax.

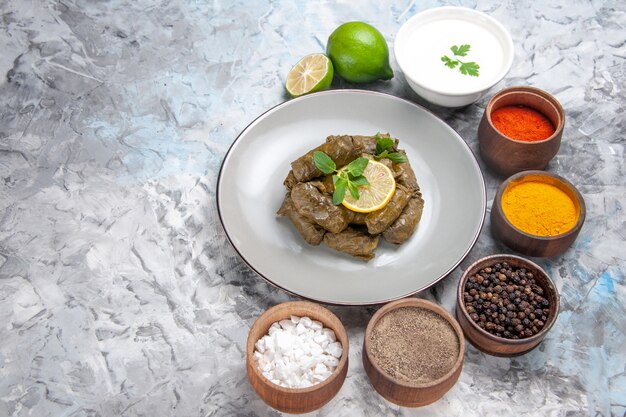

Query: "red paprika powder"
<box><xmin>491</xmin><ymin>105</ymin><xmax>555</xmax><ymax>142</ymax></box>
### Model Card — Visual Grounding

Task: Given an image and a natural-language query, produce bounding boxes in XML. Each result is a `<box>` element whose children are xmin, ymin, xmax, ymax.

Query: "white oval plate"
<box><xmin>217</xmin><ymin>90</ymin><xmax>485</xmax><ymax>305</ymax></box>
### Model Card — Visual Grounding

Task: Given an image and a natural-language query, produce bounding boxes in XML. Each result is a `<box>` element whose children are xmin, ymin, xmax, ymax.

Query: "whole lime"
<box><xmin>326</xmin><ymin>21</ymin><xmax>394</xmax><ymax>84</ymax></box>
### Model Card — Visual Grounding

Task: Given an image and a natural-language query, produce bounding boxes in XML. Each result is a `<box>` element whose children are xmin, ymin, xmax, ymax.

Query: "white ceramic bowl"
<box><xmin>395</xmin><ymin>7</ymin><xmax>514</xmax><ymax>107</ymax></box>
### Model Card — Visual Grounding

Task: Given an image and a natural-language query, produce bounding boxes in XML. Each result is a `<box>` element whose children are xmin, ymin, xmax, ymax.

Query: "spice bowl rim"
<box><xmin>456</xmin><ymin>253</ymin><xmax>560</xmax><ymax>347</ymax></box>
<box><xmin>484</xmin><ymin>85</ymin><xmax>565</xmax><ymax>144</ymax></box>
<box><xmin>363</xmin><ymin>297</ymin><xmax>465</xmax><ymax>389</ymax></box>
<box><xmin>495</xmin><ymin>170</ymin><xmax>586</xmax><ymax>241</ymax></box>
<box><xmin>246</xmin><ymin>300</ymin><xmax>349</xmax><ymax>413</ymax></box>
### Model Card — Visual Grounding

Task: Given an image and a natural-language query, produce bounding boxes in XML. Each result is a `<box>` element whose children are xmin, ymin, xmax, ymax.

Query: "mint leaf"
<box><xmin>336</xmin><ymin>170</ymin><xmax>349</xmax><ymax>181</ymax></box>
<box><xmin>459</xmin><ymin>61</ymin><xmax>480</xmax><ymax>77</ymax></box>
<box><xmin>441</xmin><ymin>56</ymin><xmax>459</xmax><ymax>69</ymax></box>
<box><xmin>347</xmin><ymin>157</ymin><xmax>369</xmax><ymax>177</ymax></box>
<box><xmin>350</xmin><ymin>175</ymin><xmax>369</xmax><ymax>187</ymax></box>
<box><xmin>319</xmin><ymin>154</ymin><xmax>372</xmax><ymax>204</ymax></box>
<box><xmin>375</xmin><ymin>136</ymin><xmax>395</xmax><ymax>154</ymax></box>
<box><xmin>375</xmin><ymin>150</ymin><xmax>389</xmax><ymax>160</ymax></box>
<box><xmin>332</xmin><ymin>178</ymin><xmax>347</xmax><ymax>205</ymax></box>
<box><xmin>313</xmin><ymin>151</ymin><xmax>336</xmax><ymax>174</ymax></box>
<box><xmin>387</xmin><ymin>152</ymin><xmax>408</xmax><ymax>164</ymax></box>
<box><xmin>347</xmin><ymin>182</ymin><xmax>360</xmax><ymax>200</ymax></box>
<box><xmin>451</xmin><ymin>44</ymin><xmax>471</xmax><ymax>57</ymax></box>
<box><xmin>375</xmin><ymin>134</ymin><xmax>398</xmax><ymax>161</ymax></box>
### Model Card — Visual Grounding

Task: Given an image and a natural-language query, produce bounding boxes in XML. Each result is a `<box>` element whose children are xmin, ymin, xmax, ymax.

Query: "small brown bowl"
<box><xmin>246</xmin><ymin>301</ymin><xmax>349</xmax><ymax>414</ymax></box>
<box><xmin>491</xmin><ymin>170</ymin><xmax>586</xmax><ymax>257</ymax></box>
<box><xmin>478</xmin><ymin>86</ymin><xmax>565</xmax><ymax>177</ymax></box>
<box><xmin>456</xmin><ymin>254</ymin><xmax>559</xmax><ymax>357</ymax></box>
<box><xmin>362</xmin><ymin>298</ymin><xmax>464</xmax><ymax>407</ymax></box>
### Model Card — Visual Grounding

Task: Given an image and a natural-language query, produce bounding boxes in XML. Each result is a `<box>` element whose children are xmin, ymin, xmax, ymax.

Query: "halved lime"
<box><xmin>285</xmin><ymin>53</ymin><xmax>334</xmax><ymax>97</ymax></box>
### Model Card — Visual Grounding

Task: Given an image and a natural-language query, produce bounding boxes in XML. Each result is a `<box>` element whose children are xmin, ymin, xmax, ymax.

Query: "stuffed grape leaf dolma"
<box><xmin>383</xmin><ymin>191</ymin><xmax>425</xmax><ymax>244</ymax></box>
<box><xmin>289</xmin><ymin>134</ymin><xmax>396</xmax><ymax>183</ymax></box>
<box><xmin>290</xmin><ymin>182</ymin><xmax>353</xmax><ymax>233</ymax></box>
<box><xmin>290</xmin><ymin>135</ymin><xmax>359</xmax><ymax>182</ymax></box>
<box><xmin>364</xmin><ymin>183</ymin><xmax>413</xmax><ymax>235</ymax></box>
<box><xmin>323</xmin><ymin>227</ymin><xmax>379</xmax><ymax>261</ymax></box>
<box><xmin>283</xmin><ymin>170</ymin><xmax>298</xmax><ymax>190</ymax></box>
<box><xmin>350</xmin><ymin>211</ymin><xmax>368</xmax><ymax>225</ymax></box>
<box><xmin>318</xmin><ymin>174</ymin><xmax>335</xmax><ymax>195</ymax></box>
<box><xmin>277</xmin><ymin>193</ymin><xmax>325</xmax><ymax>245</ymax></box>
<box><xmin>373</xmin><ymin>156</ymin><xmax>395</xmax><ymax>172</ymax></box>
<box><xmin>348</xmin><ymin>133</ymin><xmax>398</xmax><ymax>155</ymax></box>
<box><xmin>278</xmin><ymin>133</ymin><xmax>423</xmax><ymax>261</ymax></box>
<box><xmin>392</xmin><ymin>151</ymin><xmax>419</xmax><ymax>191</ymax></box>
<box><xmin>381</xmin><ymin>152</ymin><xmax>424</xmax><ymax>244</ymax></box>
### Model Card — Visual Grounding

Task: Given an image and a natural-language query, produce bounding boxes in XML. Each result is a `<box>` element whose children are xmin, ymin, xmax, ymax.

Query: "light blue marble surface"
<box><xmin>1</xmin><ymin>1</ymin><xmax>624</xmax><ymax>416</ymax></box>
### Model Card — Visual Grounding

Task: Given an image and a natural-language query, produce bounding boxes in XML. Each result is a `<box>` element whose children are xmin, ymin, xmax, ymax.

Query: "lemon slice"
<box><xmin>342</xmin><ymin>160</ymin><xmax>396</xmax><ymax>213</ymax></box>
<box><xmin>285</xmin><ymin>53</ymin><xmax>334</xmax><ymax>97</ymax></box>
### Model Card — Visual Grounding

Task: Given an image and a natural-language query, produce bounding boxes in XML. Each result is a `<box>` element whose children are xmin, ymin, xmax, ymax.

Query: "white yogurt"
<box><xmin>396</xmin><ymin>8</ymin><xmax>513</xmax><ymax>97</ymax></box>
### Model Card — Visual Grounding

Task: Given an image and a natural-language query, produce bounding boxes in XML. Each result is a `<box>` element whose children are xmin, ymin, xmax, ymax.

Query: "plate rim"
<box><xmin>216</xmin><ymin>89</ymin><xmax>486</xmax><ymax>306</ymax></box>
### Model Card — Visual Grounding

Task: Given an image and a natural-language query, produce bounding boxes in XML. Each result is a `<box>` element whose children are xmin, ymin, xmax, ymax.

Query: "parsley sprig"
<box><xmin>374</xmin><ymin>133</ymin><xmax>407</xmax><ymax>163</ymax></box>
<box><xmin>441</xmin><ymin>44</ymin><xmax>480</xmax><ymax>77</ymax></box>
<box><xmin>313</xmin><ymin>151</ymin><xmax>370</xmax><ymax>205</ymax></box>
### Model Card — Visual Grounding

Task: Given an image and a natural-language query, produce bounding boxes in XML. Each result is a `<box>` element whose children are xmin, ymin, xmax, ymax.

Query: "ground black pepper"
<box><xmin>368</xmin><ymin>307</ymin><xmax>460</xmax><ymax>383</ymax></box>
<box><xmin>463</xmin><ymin>262</ymin><xmax>551</xmax><ymax>339</ymax></box>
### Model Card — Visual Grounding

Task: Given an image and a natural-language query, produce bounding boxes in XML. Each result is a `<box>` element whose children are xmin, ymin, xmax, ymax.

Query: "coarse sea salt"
<box><xmin>253</xmin><ymin>315</ymin><xmax>342</xmax><ymax>388</ymax></box>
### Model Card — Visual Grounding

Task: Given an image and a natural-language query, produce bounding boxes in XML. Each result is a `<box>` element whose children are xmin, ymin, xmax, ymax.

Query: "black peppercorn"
<box><xmin>462</xmin><ymin>262</ymin><xmax>552</xmax><ymax>340</ymax></box>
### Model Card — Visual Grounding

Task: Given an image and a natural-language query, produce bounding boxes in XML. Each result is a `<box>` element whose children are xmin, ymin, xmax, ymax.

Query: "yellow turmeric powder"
<box><xmin>501</xmin><ymin>179</ymin><xmax>578</xmax><ymax>237</ymax></box>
